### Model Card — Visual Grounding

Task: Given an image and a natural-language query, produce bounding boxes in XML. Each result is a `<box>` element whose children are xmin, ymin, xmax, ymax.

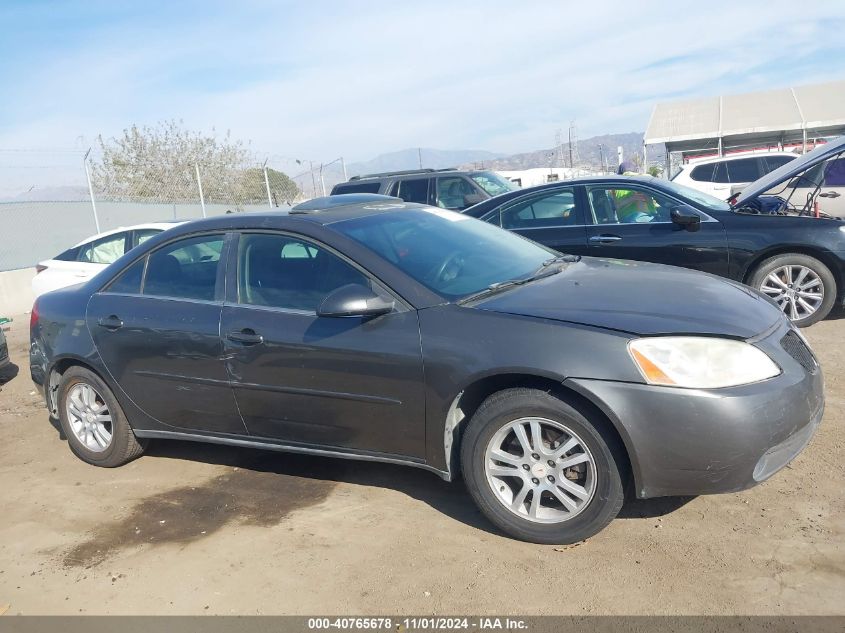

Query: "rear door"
<box><xmin>87</xmin><ymin>232</ymin><xmax>246</xmax><ymax>434</ymax></box>
<box><xmin>584</xmin><ymin>183</ymin><xmax>730</xmax><ymax>276</ymax></box>
<box><xmin>390</xmin><ymin>178</ymin><xmax>430</xmax><ymax>205</ymax></box>
<box><xmin>485</xmin><ymin>186</ymin><xmax>589</xmax><ymax>256</ymax></box>
<box><xmin>220</xmin><ymin>231</ymin><xmax>426</xmax><ymax>458</ymax></box>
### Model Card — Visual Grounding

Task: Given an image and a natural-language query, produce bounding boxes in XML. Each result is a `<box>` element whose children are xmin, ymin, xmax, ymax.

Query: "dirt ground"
<box><xmin>0</xmin><ymin>312</ymin><xmax>842</xmax><ymax>616</ymax></box>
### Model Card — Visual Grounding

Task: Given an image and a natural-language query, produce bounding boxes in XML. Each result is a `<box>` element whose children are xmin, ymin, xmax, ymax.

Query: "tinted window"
<box><xmin>332</xmin><ymin>182</ymin><xmax>381</xmax><ymax>195</ymax></box>
<box><xmin>470</xmin><ymin>172</ymin><xmax>517</xmax><ymax>196</ymax></box>
<box><xmin>238</xmin><ymin>234</ymin><xmax>370</xmax><ymax>312</ymax></box>
<box><xmin>764</xmin><ymin>155</ymin><xmax>796</xmax><ymax>171</ymax></box>
<box><xmin>690</xmin><ymin>163</ymin><xmax>716</xmax><ymax>182</ymax></box>
<box><xmin>335</xmin><ymin>208</ymin><xmax>555</xmax><ymax>300</ymax></box>
<box><xmin>726</xmin><ymin>158</ymin><xmax>760</xmax><ymax>183</ymax></box>
<box><xmin>78</xmin><ymin>233</ymin><xmax>127</xmax><ymax>264</ymax></box>
<box><xmin>824</xmin><ymin>158</ymin><xmax>845</xmax><ymax>187</ymax></box>
<box><xmin>107</xmin><ymin>259</ymin><xmax>145</xmax><ymax>294</ymax></box>
<box><xmin>394</xmin><ymin>179</ymin><xmax>429</xmax><ymax>204</ymax></box>
<box><xmin>588</xmin><ymin>186</ymin><xmax>676</xmax><ymax>224</ymax></box>
<box><xmin>143</xmin><ymin>234</ymin><xmax>224</xmax><ymax>301</ymax></box>
<box><xmin>501</xmin><ymin>189</ymin><xmax>579</xmax><ymax>229</ymax></box>
<box><xmin>712</xmin><ymin>162</ymin><xmax>730</xmax><ymax>183</ymax></box>
<box><xmin>435</xmin><ymin>177</ymin><xmax>476</xmax><ymax>209</ymax></box>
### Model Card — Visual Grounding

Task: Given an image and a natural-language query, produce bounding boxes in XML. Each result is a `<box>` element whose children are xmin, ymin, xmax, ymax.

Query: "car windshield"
<box><xmin>470</xmin><ymin>172</ymin><xmax>518</xmax><ymax>196</ymax></box>
<box><xmin>333</xmin><ymin>207</ymin><xmax>556</xmax><ymax>300</ymax></box>
<box><xmin>658</xmin><ymin>179</ymin><xmax>731</xmax><ymax>211</ymax></box>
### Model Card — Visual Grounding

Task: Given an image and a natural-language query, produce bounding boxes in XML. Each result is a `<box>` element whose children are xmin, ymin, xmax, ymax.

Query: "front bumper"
<box><xmin>566</xmin><ymin>321</ymin><xmax>824</xmax><ymax>498</ymax></box>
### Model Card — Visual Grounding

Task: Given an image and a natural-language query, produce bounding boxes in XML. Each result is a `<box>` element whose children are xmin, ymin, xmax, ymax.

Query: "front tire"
<box><xmin>750</xmin><ymin>254</ymin><xmax>836</xmax><ymax>327</ymax></box>
<box><xmin>58</xmin><ymin>366</ymin><xmax>147</xmax><ymax>467</ymax></box>
<box><xmin>460</xmin><ymin>388</ymin><xmax>625</xmax><ymax>544</ymax></box>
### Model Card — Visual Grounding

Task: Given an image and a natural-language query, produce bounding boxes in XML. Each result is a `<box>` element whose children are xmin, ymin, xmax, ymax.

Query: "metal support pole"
<box><xmin>263</xmin><ymin>159</ymin><xmax>272</xmax><ymax>208</ymax></box>
<box><xmin>195</xmin><ymin>163</ymin><xmax>207</xmax><ymax>217</ymax></box>
<box><xmin>319</xmin><ymin>164</ymin><xmax>326</xmax><ymax>197</ymax></box>
<box><xmin>83</xmin><ymin>148</ymin><xmax>101</xmax><ymax>233</ymax></box>
<box><xmin>341</xmin><ymin>156</ymin><xmax>348</xmax><ymax>182</ymax></box>
<box><xmin>309</xmin><ymin>161</ymin><xmax>317</xmax><ymax>198</ymax></box>
<box><xmin>643</xmin><ymin>142</ymin><xmax>648</xmax><ymax>175</ymax></box>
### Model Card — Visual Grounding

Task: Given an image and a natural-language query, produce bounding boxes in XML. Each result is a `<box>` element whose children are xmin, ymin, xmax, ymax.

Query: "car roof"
<box><xmin>682</xmin><ymin>151</ymin><xmax>798</xmax><ymax>167</ymax></box>
<box><xmin>344</xmin><ymin>168</ymin><xmax>490</xmax><ymax>183</ymax></box>
<box><xmin>71</xmin><ymin>221</ymin><xmax>184</xmax><ymax>247</ymax></box>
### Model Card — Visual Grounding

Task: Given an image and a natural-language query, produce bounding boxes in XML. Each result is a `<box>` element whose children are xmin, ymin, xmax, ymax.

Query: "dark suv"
<box><xmin>331</xmin><ymin>168</ymin><xmax>517</xmax><ymax>211</ymax></box>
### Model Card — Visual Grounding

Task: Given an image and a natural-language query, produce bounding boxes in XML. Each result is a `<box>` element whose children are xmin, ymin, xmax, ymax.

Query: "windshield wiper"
<box><xmin>457</xmin><ymin>258</ymin><xmax>576</xmax><ymax>305</ymax></box>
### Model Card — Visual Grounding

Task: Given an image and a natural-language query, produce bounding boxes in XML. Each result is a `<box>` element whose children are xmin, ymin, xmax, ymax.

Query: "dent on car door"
<box><xmin>584</xmin><ymin>185</ymin><xmax>730</xmax><ymax>276</ymax></box>
<box><xmin>220</xmin><ymin>232</ymin><xmax>426</xmax><ymax>458</ymax></box>
<box><xmin>87</xmin><ymin>232</ymin><xmax>246</xmax><ymax>434</ymax></box>
<box><xmin>493</xmin><ymin>187</ymin><xmax>589</xmax><ymax>256</ymax></box>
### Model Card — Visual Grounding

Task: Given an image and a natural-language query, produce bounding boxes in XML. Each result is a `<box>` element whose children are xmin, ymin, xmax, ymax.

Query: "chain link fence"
<box><xmin>0</xmin><ymin>149</ymin><xmax>304</xmax><ymax>271</ymax></box>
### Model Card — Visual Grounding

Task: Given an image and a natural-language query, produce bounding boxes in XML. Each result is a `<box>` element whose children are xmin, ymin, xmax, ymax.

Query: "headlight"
<box><xmin>628</xmin><ymin>337</ymin><xmax>780</xmax><ymax>389</ymax></box>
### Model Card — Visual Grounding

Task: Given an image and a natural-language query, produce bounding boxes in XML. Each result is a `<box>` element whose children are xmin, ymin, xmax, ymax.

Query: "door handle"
<box><xmin>226</xmin><ymin>329</ymin><xmax>264</xmax><ymax>345</ymax></box>
<box><xmin>819</xmin><ymin>191</ymin><xmax>841</xmax><ymax>198</ymax></box>
<box><xmin>97</xmin><ymin>315</ymin><xmax>123</xmax><ymax>330</ymax></box>
<box><xmin>589</xmin><ymin>235</ymin><xmax>622</xmax><ymax>244</ymax></box>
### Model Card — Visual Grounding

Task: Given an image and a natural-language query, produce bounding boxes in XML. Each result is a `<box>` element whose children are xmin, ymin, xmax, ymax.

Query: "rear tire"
<box><xmin>460</xmin><ymin>388</ymin><xmax>624</xmax><ymax>544</ymax></box>
<box><xmin>58</xmin><ymin>366</ymin><xmax>147</xmax><ymax>467</ymax></box>
<box><xmin>750</xmin><ymin>254</ymin><xmax>836</xmax><ymax>327</ymax></box>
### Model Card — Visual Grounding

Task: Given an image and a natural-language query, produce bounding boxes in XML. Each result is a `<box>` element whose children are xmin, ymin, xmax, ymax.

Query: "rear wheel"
<box><xmin>460</xmin><ymin>388</ymin><xmax>625</xmax><ymax>544</ymax></box>
<box><xmin>750</xmin><ymin>254</ymin><xmax>836</xmax><ymax>327</ymax></box>
<box><xmin>58</xmin><ymin>366</ymin><xmax>147</xmax><ymax>467</ymax></box>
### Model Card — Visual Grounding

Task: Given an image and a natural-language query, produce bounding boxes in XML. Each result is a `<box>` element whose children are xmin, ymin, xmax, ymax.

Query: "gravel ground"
<box><xmin>0</xmin><ymin>312</ymin><xmax>842</xmax><ymax>615</ymax></box>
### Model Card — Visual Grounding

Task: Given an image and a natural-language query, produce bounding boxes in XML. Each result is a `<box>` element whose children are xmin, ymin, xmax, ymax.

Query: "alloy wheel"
<box><xmin>484</xmin><ymin>417</ymin><xmax>596</xmax><ymax>524</ymax></box>
<box><xmin>66</xmin><ymin>383</ymin><xmax>113</xmax><ymax>452</ymax></box>
<box><xmin>759</xmin><ymin>265</ymin><xmax>824</xmax><ymax>322</ymax></box>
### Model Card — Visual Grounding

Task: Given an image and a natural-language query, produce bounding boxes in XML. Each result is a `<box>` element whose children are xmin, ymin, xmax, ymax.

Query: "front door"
<box><xmin>87</xmin><ymin>232</ymin><xmax>246</xmax><ymax>435</ymax></box>
<box><xmin>490</xmin><ymin>186</ymin><xmax>589</xmax><ymax>256</ymax></box>
<box><xmin>220</xmin><ymin>232</ymin><xmax>426</xmax><ymax>458</ymax></box>
<box><xmin>584</xmin><ymin>184</ymin><xmax>730</xmax><ymax>276</ymax></box>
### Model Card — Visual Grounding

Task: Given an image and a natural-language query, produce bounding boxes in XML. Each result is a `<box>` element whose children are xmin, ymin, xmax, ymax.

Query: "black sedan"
<box><xmin>465</xmin><ymin>135</ymin><xmax>845</xmax><ymax>327</ymax></box>
<box><xmin>30</xmin><ymin>196</ymin><xmax>823</xmax><ymax>543</ymax></box>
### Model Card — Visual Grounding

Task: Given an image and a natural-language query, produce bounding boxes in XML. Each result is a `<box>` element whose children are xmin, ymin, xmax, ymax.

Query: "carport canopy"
<box><xmin>644</xmin><ymin>79</ymin><xmax>845</xmax><ymax>157</ymax></box>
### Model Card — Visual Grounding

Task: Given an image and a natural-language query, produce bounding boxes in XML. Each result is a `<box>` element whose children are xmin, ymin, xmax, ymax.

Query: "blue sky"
<box><xmin>0</xmin><ymin>0</ymin><xmax>844</xmax><ymax>165</ymax></box>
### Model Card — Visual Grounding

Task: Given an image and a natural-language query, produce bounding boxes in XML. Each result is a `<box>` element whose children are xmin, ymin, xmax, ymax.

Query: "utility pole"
<box><xmin>418</xmin><ymin>148</ymin><xmax>423</xmax><ymax>169</ymax></box>
<box><xmin>83</xmin><ymin>148</ymin><xmax>101</xmax><ymax>233</ymax></box>
<box><xmin>319</xmin><ymin>163</ymin><xmax>327</xmax><ymax>196</ymax></box>
<box><xmin>340</xmin><ymin>156</ymin><xmax>348</xmax><ymax>181</ymax></box>
<box><xmin>309</xmin><ymin>160</ymin><xmax>317</xmax><ymax>198</ymax></box>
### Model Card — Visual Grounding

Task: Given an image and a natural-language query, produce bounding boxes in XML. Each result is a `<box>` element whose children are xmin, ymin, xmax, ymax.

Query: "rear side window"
<box><xmin>107</xmin><ymin>259</ymin><xmax>145</xmax><ymax>294</ymax></box>
<box><xmin>689</xmin><ymin>163</ymin><xmax>716</xmax><ymax>182</ymax></box>
<box><xmin>726</xmin><ymin>158</ymin><xmax>761</xmax><ymax>183</ymax></box>
<box><xmin>332</xmin><ymin>182</ymin><xmax>381</xmax><ymax>195</ymax></box>
<box><xmin>134</xmin><ymin>229</ymin><xmax>161</xmax><ymax>247</ymax></box>
<box><xmin>501</xmin><ymin>189</ymin><xmax>580</xmax><ymax>229</ymax></box>
<box><xmin>78</xmin><ymin>232</ymin><xmax>127</xmax><ymax>264</ymax></box>
<box><xmin>238</xmin><ymin>233</ymin><xmax>370</xmax><ymax>312</ymax></box>
<box><xmin>393</xmin><ymin>178</ymin><xmax>429</xmax><ymax>204</ymax></box>
<box><xmin>712</xmin><ymin>162</ymin><xmax>730</xmax><ymax>183</ymax></box>
<box><xmin>143</xmin><ymin>234</ymin><xmax>224</xmax><ymax>301</ymax></box>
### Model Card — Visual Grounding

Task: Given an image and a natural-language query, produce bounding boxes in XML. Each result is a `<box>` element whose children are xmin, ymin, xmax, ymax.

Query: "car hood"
<box><xmin>734</xmin><ymin>134</ymin><xmax>845</xmax><ymax>206</ymax></box>
<box><xmin>473</xmin><ymin>257</ymin><xmax>783</xmax><ymax>338</ymax></box>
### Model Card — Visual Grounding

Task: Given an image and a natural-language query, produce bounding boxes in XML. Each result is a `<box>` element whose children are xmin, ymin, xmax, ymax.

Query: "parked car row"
<box><xmin>27</xmin><ymin>136</ymin><xmax>843</xmax><ymax>544</ymax></box>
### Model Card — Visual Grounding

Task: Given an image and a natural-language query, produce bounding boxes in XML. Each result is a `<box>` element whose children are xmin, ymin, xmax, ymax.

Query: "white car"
<box><xmin>671</xmin><ymin>151</ymin><xmax>797</xmax><ymax>199</ymax></box>
<box><xmin>32</xmin><ymin>222</ymin><xmax>180</xmax><ymax>298</ymax></box>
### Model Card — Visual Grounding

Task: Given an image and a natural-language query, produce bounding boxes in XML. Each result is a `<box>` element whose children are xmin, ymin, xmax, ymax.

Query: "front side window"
<box><xmin>238</xmin><ymin>233</ymin><xmax>370</xmax><ymax>312</ymax></box>
<box><xmin>824</xmin><ymin>158</ymin><xmax>845</xmax><ymax>187</ymax></box>
<box><xmin>435</xmin><ymin>177</ymin><xmax>476</xmax><ymax>209</ymax></box>
<box><xmin>334</xmin><ymin>208</ymin><xmax>555</xmax><ymax>300</ymax></box>
<box><xmin>588</xmin><ymin>186</ymin><xmax>675</xmax><ymax>224</ymax></box>
<box><xmin>78</xmin><ymin>233</ymin><xmax>127</xmax><ymax>264</ymax></box>
<box><xmin>501</xmin><ymin>189</ymin><xmax>580</xmax><ymax>229</ymax></box>
<box><xmin>765</xmin><ymin>155</ymin><xmax>796</xmax><ymax>171</ymax></box>
<box><xmin>143</xmin><ymin>234</ymin><xmax>224</xmax><ymax>301</ymax></box>
<box><xmin>135</xmin><ymin>229</ymin><xmax>161</xmax><ymax>247</ymax></box>
<box><xmin>394</xmin><ymin>178</ymin><xmax>429</xmax><ymax>204</ymax></box>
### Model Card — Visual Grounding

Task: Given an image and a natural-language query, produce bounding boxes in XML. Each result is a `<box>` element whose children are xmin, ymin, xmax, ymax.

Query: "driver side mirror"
<box><xmin>317</xmin><ymin>283</ymin><xmax>394</xmax><ymax>318</ymax></box>
<box><xmin>670</xmin><ymin>205</ymin><xmax>701</xmax><ymax>232</ymax></box>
